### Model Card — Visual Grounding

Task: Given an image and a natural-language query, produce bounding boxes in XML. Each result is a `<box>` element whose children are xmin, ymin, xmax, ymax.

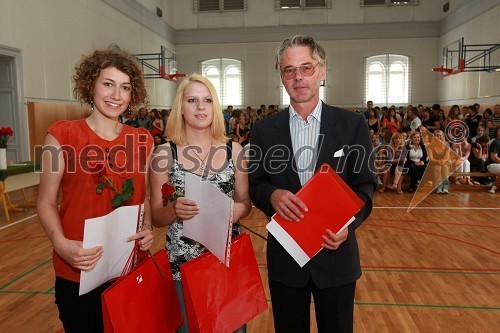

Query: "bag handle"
<box><xmin>119</xmin><ymin>204</ymin><xmax>165</xmax><ymax>278</ymax></box>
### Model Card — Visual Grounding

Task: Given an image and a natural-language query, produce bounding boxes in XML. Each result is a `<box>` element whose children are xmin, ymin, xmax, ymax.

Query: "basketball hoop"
<box><xmin>432</xmin><ymin>67</ymin><xmax>452</xmax><ymax>74</ymax></box>
<box><xmin>165</xmin><ymin>73</ymin><xmax>187</xmax><ymax>82</ymax></box>
<box><xmin>159</xmin><ymin>66</ymin><xmax>187</xmax><ymax>81</ymax></box>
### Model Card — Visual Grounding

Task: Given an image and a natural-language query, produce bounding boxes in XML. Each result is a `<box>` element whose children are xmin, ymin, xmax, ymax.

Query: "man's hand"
<box><xmin>321</xmin><ymin>228</ymin><xmax>348</xmax><ymax>250</ymax></box>
<box><xmin>270</xmin><ymin>189</ymin><xmax>308</xmax><ymax>222</ymax></box>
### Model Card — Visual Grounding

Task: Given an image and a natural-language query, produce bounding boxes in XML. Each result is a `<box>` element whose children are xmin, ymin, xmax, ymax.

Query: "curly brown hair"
<box><xmin>73</xmin><ymin>49</ymin><xmax>149</xmax><ymax>108</ymax></box>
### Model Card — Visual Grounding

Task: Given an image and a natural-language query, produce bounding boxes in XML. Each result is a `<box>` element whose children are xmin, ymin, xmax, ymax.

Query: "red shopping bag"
<box><xmin>180</xmin><ymin>233</ymin><xmax>268</xmax><ymax>333</ymax></box>
<box><xmin>102</xmin><ymin>249</ymin><xmax>183</xmax><ymax>333</ymax></box>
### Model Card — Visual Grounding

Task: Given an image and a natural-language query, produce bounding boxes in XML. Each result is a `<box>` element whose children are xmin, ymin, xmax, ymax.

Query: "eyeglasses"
<box><xmin>280</xmin><ymin>63</ymin><xmax>319</xmax><ymax>79</ymax></box>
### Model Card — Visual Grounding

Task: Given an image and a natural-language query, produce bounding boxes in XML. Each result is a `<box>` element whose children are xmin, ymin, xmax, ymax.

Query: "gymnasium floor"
<box><xmin>0</xmin><ymin>186</ymin><xmax>499</xmax><ymax>332</ymax></box>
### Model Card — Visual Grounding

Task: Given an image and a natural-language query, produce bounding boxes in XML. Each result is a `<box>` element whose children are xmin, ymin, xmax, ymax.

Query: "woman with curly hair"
<box><xmin>37</xmin><ymin>48</ymin><xmax>154</xmax><ymax>332</ymax></box>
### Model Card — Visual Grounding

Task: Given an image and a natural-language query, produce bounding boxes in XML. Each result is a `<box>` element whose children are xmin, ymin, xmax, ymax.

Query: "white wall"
<box><xmin>438</xmin><ymin>2</ymin><xmax>500</xmax><ymax>106</ymax></box>
<box><xmin>0</xmin><ymin>0</ymin><xmax>497</xmax><ymax>110</ymax></box>
<box><xmin>176</xmin><ymin>37</ymin><xmax>439</xmax><ymax>108</ymax></box>
<box><xmin>171</xmin><ymin>0</ymin><xmax>445</xmax><ymax>30</ymax></box>
<box><xmin>0</xmin><ymin>0</ymin><xmax>177</xmax><ymax>108</ymax></box>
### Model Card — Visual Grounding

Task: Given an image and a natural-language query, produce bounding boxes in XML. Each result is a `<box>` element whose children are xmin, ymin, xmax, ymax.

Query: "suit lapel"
<box><xmin>315</xmin><ymin>103</ymin><xmax>342</xmax><ymax>171</ymax></box>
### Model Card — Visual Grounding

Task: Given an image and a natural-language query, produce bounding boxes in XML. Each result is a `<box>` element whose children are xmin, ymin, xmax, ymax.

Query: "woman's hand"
<box><xmin>173</xmin><ymin>197</ymin><xmax>199</xmax><ymax>221</ymax></box>
<box><xmin>54</xmin><ymin>238</ymin><xmax>104</xmax><ymax>272</ymax></box>
<box><xmin>128</xmin><ymin>226</ymin><xmax>154</xmax><ymax>251</ymax></box>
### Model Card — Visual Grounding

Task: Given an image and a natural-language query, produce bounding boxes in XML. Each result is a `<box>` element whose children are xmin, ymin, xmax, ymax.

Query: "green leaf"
<box><xmin>122</xmin><ymin>179</ymin><xmax>134</xmax><ymax>196</ymax></box>
<box><xmin>112</xmin><ymin>194</ymin><xmax>123</xmax><ymax>207</ymax></box>
<box><xmin>120</xmin><ymin>193</ymin><xmax>132</xmax><ymax>202</ymax></box>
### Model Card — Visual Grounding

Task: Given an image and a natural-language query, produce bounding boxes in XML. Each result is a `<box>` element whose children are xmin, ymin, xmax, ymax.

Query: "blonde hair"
<box><xmin>166</xmin><ymin>73</ymin><xmax>227</xmax><ymax>145</ymax></box>
<box><xmin>390</xmin><ymin>132</ymin><xmax>404</xmax><ymax>149</ymax></box>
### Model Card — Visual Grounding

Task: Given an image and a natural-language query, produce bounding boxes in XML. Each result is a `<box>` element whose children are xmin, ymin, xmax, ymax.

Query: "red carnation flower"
<box><xmin>161</xmin><ymin>182</ymin><xmax>175</xmax><ymax>200</ymax></box>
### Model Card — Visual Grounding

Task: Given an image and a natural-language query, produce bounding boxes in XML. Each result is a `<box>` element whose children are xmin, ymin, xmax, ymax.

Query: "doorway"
<box><xmin>0</xmin><ymin>45</ymin><xmax>28</xmax><ymax>162</ymax></box>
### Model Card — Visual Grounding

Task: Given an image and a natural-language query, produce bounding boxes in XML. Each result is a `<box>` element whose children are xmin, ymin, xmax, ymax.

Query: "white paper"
<box><xmin>338</xmin><ymin>216</ymin><xmax>356</xmax><ymax>234</ymax></box>
<box><xmin>266</xmin><ymin>219</ymin><xmax>311</xmax><ymax>267</ymax></box>
<box><xmin>183</xmin><ymin>172</ymin><xmax>233</xmax><ymax>266</ymax></box>
<box><xmin>79</xmin><ymin>204</ymin><xmax>143</xmax><ymax>295</ymax></box>
<box><xmin>266</xmin><ymin>215</ymin><xmax>356</xmax><ymax>267</ymax></box>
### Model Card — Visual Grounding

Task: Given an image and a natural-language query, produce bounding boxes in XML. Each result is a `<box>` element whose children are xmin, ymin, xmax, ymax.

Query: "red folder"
<box><xmin>266</xmin><ymin>163</ymin><xmax>364</xmax><ymax>267</ymax></box>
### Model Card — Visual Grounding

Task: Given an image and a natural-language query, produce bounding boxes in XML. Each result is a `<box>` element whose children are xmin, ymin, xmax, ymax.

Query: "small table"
<box><xmin>0</xmin><ymin>162</ymin><xmax>39</xmax><ymax>222</ymax></box>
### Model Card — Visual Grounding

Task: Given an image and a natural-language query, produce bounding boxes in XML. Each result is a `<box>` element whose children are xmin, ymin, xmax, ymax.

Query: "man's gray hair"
<box><xmin>275</xmin><ymin>35</ymin><xmax>327</xmax><ymax>71</ymax></box>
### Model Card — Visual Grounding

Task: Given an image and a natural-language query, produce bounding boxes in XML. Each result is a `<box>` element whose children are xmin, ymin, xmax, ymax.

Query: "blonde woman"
<box><xmin>379</xmin><ymin>132</ymin><xmax>407</xmax><ymax>194</ymax></box>
<box><xmin>427</xmin><ymin>130</ymin><xmax>455</xmax><ymax>194</ymax></box>
<box><xmin>149</xmin><ymin>73</ymin><xmax>251</xmax><ymax>333</ymax></box>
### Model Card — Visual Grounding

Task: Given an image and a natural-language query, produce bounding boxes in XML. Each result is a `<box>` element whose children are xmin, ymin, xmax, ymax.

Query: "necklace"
<box><xmin>187</xmin><ymin>141</ymin><xmax>213</xmax><ymax>172</ymax></box>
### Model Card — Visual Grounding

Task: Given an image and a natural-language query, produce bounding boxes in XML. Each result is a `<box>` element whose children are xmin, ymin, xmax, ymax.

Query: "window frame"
<box><xmin>200</xmin><ymin>58</ymin><xmax>244</xmax><ymax>109</ymax></box>
<box><xmin>275</xmin><ymin>0</ymin><xmax>331</xmax><ymax>10</ymax></box>
<box><xmin>194</xmin><ymin>0</ymin><xmax>247</xmax><ymax>13</ymax></box>
<box><xmin>363</xmin><ymin>54</ymin><xmax>412</xmax><ymax>106</ymax></box>
<box><xmin>361</xmin><ymin>0</ymin><xmax>419</xmax><ymax>7</ymax></box>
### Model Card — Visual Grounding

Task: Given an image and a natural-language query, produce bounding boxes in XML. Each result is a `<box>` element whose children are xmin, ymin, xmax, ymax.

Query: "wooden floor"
<box><xmin>0</xmin><ymin>185</ymin><xmax>499</xmax><ymax>332</ymax></box>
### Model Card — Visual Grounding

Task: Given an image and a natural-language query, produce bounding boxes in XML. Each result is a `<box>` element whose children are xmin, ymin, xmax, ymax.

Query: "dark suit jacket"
<box><xmin>249</xmin><ymin>103</ymin><xmax>376</xmax><ymax>288</ymax></box>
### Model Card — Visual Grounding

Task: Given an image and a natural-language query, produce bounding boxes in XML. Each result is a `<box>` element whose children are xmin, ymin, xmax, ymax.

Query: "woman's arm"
<box><xmin>490</xmin><ymin>150</ymin><xmax>500</xmax><ymax>163</ymax></box>
<box><xmin>462</xmin><ymin>143</ymin><xmax>472</xmax><ymax>160</ymax></box>
<box><xmin>231</xmin><ymin>141</ymin><xmax>251</xmax><ymax>222</ymax></box>
<box><xmin>471</xmin><ymin>143</ymin><xmax>481</xmax><ymax>159</ymax></box>
<box><xmin>153</xmin><ymin>119</ymin><xmax>163</xmax><ymax>131</ymax></box>
<box><xmin>427</xmin><ymin>145</ymin><xmax>438</xmax><ymax>163</ymax></box>
<box><xmin>149</xmin><ymin>144</ymin><xmax>199</xmax><ymax>228</ymax></box>
<box><xmin>236</xmin><ymin>124</ymin><xmax>242</xmax><ymax>139</ymax></box>
<box><xmin>37</xmin><ymin>134</ymin><xmax>103</xmax><ymax>271</ymax></box>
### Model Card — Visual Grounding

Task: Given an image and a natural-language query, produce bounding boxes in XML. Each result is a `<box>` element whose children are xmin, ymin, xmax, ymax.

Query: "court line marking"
<box><xmin>374</xmin><ymin>206</ymin><xmax>500</xmax><ymax>210</ymax></box>
<box><xmin>367</xmin><ymin>223</ymin><xmax>500</xmax><ymax>256</ymax></box>
<box><xmin>2</xmin><ymin>289</ymin><xmax>497</xmax><ymax>311</ymax></box>
<box><xmin>0</xmin><ymin>258</ymin><xmax>52</xmax><ymax>291</ymax></box>
<box><xmin>366</xmin><ymin>218</ymin><xmax>500</xmax><ymax>228</ymax></box>
<box><xmin>0</xmin><ymin>213</ymin><xmax>38</xmax><ymax>231</ymax></box>
<box><xmin>363</xmin><ymin>268</ymin><xmax>500</xmax><ymax>274</ymax></box>
<box><xmin>354</xmin><ymin>302</ymin><xmax>500</xmax><ymax>311</ymax></box>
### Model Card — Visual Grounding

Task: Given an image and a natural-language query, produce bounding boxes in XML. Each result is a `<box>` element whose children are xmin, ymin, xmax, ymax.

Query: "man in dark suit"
<box><xmin>249</xmin><ymin>35</ymin><xmax>376</xmax><ymax>333</ymax></box>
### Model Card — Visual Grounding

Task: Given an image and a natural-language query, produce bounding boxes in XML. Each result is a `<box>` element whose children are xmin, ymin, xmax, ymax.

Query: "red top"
<box><xmin>48</xmin><ymin>119</ymin><xmax>153</xmax><ymax>282</ymax></box>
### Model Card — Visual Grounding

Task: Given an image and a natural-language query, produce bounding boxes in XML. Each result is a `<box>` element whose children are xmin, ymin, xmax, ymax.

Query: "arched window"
<box><xmin>364</xmin><ymin>54</ymin><xmax>411</xmax><ymax>105</ymax></box>
<box><xmin>201</xmin><ymin>59</ymin><xmax>243</xmax><ymax>108</ymax></box>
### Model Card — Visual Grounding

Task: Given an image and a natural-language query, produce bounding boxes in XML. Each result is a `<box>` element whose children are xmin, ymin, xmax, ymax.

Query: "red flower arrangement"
<box><xmin>91</xmin><ymin>162</ymin><xmax>134</xmax><ymax>208</ymax></box>
<box><xmin>161</xmin><ymin>182</ymin><xmax>183</xmax><ymax>206</ymax></box>
<box><xmin>0</xmin><ymin>127</ymin><xmax>14</xmax><ymax>148</ymax></box>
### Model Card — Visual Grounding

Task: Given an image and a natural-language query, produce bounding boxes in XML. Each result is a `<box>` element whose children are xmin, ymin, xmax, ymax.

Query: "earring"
<box><xmin>127</xmin><ymin>105</ymin><xmax>131</xmax><ymax>114</ymax></box>
<box><xmin>90</xmin><ymin>98</ymin><xmax>94</xmax><ymax>111</ymax></box>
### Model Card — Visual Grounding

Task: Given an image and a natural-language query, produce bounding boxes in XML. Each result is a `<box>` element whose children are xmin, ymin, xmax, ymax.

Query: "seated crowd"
<box><xmin>118</xmin><ymin>101</ymin><xmax>500</xmax><ymax>195</ymax></box>
<box><xmin>369</xmin><ymin>102</ymin><xmax>500</xmax><ymax>194</ymax></box>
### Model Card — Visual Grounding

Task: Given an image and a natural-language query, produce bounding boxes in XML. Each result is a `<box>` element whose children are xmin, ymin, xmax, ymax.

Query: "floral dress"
<box><xmin>166</xmin><ymin>143</ymin><xmax>242</xmax><ymax>281</ymax></box>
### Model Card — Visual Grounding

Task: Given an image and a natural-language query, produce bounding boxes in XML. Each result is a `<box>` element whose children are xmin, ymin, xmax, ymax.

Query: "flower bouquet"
<box><xmin>0</xmin><ymin>126</ymin><xmax>14</xmax><ymax>148</ymax></box>
<box><xmin>0</xmin><ymin>126</ymin><xmax>13</xmax><ymax>169</ymax></box>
